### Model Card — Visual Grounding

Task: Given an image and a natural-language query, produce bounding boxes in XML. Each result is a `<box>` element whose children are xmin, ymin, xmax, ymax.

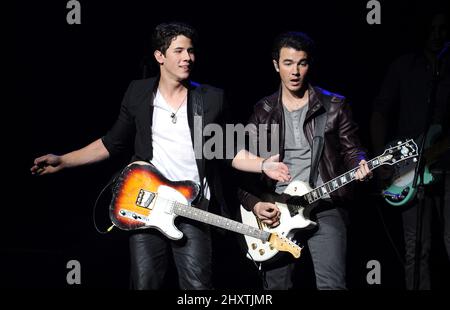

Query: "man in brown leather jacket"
<box><xmin>238</xmin><ymin>31</ymin><xmax>372</xmax><ymax>289</ymax></box>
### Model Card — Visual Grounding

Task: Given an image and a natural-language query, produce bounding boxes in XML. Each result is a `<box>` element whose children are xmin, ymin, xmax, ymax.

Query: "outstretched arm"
<box><xmin>31</xmin><ymin>138</ymin><xmax>110</xmax><ymax>175</ymax></box>
<box><xmin>231</xmin><ymin>149</ymin><xmax>290</xmax><ymax>182</ymax></box>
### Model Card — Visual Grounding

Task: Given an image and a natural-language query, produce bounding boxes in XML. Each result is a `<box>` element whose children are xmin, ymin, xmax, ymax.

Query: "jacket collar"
<box><xmin>306</xmin><ymin>85</ymin><xmax>325</xmax><ymax>120</ymax></box>
<box><xmin>273</xmin><ymin>83</ymin><xmax>324</xmax><ymax>116</ymax></box>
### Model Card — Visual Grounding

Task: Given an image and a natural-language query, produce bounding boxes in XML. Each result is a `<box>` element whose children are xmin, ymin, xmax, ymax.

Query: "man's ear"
<box><xmin>154</xmin><ymin>50</ymin><xmax>165</xmax><ymax>64</ymax></box>
<box><xmin>273</xmin><ymin>60</ymin><xmax>280</xmax><ymax>72</ymax></box>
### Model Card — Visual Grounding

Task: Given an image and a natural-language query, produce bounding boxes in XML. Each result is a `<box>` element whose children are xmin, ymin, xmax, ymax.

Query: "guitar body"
<box><xmin>240</xmin><ymin>180</ymin><xmax>317</xmax><ymax>262</ymax></box>
<box><xmin>383</xmin><ymin>125</ymin><xmax>443</xmax><ymax>207</ymax></box>
<box><xmin>109</xmin><ymin>162</ymin><xmax>303</xmax><ymax>259</ymax></box>
<box><xmin>109</xmin><ymin>161</ymin><xmax>200</xmax><ymax>239</ymax></box>
<box><xmin>241</xmin><ymin>139</ymin><xmax>418</xmax><ymax>262</ymax></box>
<box><xmin>383</xmin><ymin>163</ymin><xmax>433</xmax><ymax>206</ymax></box>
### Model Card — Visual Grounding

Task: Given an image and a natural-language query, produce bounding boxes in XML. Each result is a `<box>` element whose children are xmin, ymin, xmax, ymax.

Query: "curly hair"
<box><xmin>151</xmin><ymin>22</ymin><xmax>198</xmax><ymax>54</ymax></box>
<box><xmin>272</xmin><ymin>31</ymin><xmax>315</xmax><ymax>63</ymax></box>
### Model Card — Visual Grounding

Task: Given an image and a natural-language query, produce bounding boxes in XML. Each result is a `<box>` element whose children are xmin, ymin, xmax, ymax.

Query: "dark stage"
<box><xmin>11</xmin><ymin>0</ymin><xmax>449</xmax><ymax>291</ymax></box>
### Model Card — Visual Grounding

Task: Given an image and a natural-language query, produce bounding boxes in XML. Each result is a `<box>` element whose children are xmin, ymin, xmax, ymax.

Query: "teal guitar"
<box><xmin>383</xmin><ymin>125</ymin><xmax>449</xmax><ymax>206</ymax></box>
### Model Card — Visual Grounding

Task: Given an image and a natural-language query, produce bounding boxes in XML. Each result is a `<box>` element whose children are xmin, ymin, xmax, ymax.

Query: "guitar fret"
<box><xmin>332</xmin><ymin>180</ymin><xmax>339</xmax><ymax>189</ymax></box>
<box><xmin>309</xmin><ymin>155</ymin><xmax>387</xmax><ymax>201</ymax></box>
<box><xmin>349</xmin><ymin>171</ymin><xmax>355</xmax><ymax>179</ymax></box>
<box><xmin>325</xmin><ymin>182</ymin><xmax>332</xmax><ymax>193</ymax></box>
<box><xmin>173</xmin><ymin>202</ymin><xmax>269</xmax><ymax>240</ymax></box>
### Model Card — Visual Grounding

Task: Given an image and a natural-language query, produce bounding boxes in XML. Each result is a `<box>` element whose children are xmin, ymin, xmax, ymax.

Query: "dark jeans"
<box><xmin>402</xmin><ymin>197</ymin><xmax>433</xmax><ymax>290</ymax></box>
<box><xmin>445</xmin><ymin>174</ymin><xmax>450</xmax><ymax>260</ymax></box>
<box><xmin>403</xmin><ymin>174</ymin><xmax>450</xmax><ymax>290</ymax></box>
<box><xmin>264</xmin><ymin>203</ymin><xmax>347</xmax><ymax>289</ymax></box>
<box><xmin>129</xmin><ymin>219</ymin><xmax>212</xmax><ymax>290</ymax></box>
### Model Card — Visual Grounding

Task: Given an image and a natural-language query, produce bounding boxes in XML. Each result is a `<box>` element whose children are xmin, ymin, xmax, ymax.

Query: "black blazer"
<box><xmin>102</xmin><ymin>77</ymin><xmax>231</xmax><ymax>209</ymax></box>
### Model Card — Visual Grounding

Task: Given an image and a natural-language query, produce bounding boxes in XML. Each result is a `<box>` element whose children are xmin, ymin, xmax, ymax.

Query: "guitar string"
<box><xmin>306</xmin><ymin>142</ymin><xmax>415</xmax><ymax>204</ymax></box>
<box><xmin>306</xmin><ymin>155</ymin><xmax>381</xmax><ymax>204</ymax></box>
<box><xmin>148</xmin><ymin>196</ymin><xmax>282</xmax><ymax>242</ymax></box>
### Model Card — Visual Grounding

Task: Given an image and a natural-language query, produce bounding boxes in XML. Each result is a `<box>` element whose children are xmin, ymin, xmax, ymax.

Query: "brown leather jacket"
<box><xmin>239</xmin><ymin>85</ymin><xmax>367</xmax><ymax>211</ymax></box>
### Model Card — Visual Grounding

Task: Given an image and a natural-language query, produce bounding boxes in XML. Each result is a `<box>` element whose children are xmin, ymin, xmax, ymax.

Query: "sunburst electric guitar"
<box><xmin>240</xmin><ymin>139</ymin><xmax>418</xmax><ymax>262</ymax></box>
<box><xmin>109</xmin><ymin>161</ymin><xmax>301</xmax><ymax>259</ymax></box>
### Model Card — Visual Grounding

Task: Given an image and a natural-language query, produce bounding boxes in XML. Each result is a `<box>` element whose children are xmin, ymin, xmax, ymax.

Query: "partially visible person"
<box><xmin>371</xmin><ymin>12</ymin><xmax>450</xmax><ymax>290</ymax></box>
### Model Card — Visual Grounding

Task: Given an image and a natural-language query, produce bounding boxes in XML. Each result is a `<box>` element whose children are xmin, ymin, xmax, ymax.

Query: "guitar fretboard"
<box><xmin>302</xmin><ymin>156</ymin><xmax>382</xmax><ymax>205</ymax></box>
<box><xmin>172</xmin><ymin>202</ymin><xmax>271</xmax><ymax>241</ymax></box>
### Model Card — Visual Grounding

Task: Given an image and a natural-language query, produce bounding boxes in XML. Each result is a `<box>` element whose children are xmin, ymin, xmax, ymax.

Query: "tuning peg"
<box><xmin>413</xmin><ymin>157</ymin><xmax>418</xmax><ymax>162</ymax></box>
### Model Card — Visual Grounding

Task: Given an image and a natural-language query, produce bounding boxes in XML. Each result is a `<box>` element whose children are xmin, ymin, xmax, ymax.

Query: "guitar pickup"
<box><xmin>135</xmin><ymin>189</ymin><xmax>155</xmax><ymax>209</ymax></box>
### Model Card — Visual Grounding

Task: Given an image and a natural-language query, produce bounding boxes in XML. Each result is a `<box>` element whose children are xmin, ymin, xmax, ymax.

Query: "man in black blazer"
<box><xmin>31</xmin><ymin>22</ymin><xmax>289</xmax><ymax>289</ymax></box>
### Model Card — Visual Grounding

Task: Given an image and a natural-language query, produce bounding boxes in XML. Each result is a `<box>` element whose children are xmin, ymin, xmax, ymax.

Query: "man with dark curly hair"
<box><xmin>239</xmin><ymin>31</ymin><xmax>371</xmax><ymax>289</ymax></box>
<box><xmin>31</xmin><ymin>22</ymin><xmax>290</xmax><ymax>289</ymax></box>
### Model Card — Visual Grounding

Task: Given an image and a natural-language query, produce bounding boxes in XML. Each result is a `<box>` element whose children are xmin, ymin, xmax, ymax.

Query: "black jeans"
<box><xmin>129</xmin><ymin>218</ymin><xmax>212</xmax><ymax>290</ymax></box>
<box><xmin>264</xmin><ymin>202</ymin><xmax>347</xmax><ymax>289</ymax></box>
<box><xmin>402</xmin><ymin>197</ymin><xmax>433</xmax><ymax>290</ymax></box>
<box><xmin>402</xmin><ymin>174</ymin><xmax>450</xmax><ymax>290</ymax></box>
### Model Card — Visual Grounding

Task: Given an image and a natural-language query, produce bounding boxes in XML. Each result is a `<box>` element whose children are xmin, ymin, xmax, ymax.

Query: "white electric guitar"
<box><xmin>240</xmin><ymin>139</ymin><xmax>418</xmax><ymax>262</ymax></box>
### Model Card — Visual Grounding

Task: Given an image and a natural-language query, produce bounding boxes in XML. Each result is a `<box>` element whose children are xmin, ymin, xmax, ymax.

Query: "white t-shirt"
<box><xmin>150</xmin><ymin>89</ymin><xmax>210</xmax><ymax>200</ymax></box>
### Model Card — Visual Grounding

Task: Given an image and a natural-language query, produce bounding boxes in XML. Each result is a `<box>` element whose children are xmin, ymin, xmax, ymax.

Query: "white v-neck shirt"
<box><xmin>151</xmin><ymin>89</ymin><xmax>210</xmax><ymax>200</ymax></box>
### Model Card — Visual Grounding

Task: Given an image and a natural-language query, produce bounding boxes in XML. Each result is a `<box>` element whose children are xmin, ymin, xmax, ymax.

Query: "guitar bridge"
<box><xmin>136</xmin><ymin>189</ymin><xmax>156</xmax><ymax>209</ymax></box>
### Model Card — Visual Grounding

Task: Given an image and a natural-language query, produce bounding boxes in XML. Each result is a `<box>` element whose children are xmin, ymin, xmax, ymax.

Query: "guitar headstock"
<box><xmin>379</xmin><ymin>139</ymin><xmax>418</xmax><ymax>166</ymax></box>
<box><xmin>268</xmin><ymin>233</ymin><xmax>302</xmax><ymax>258</ymax></box>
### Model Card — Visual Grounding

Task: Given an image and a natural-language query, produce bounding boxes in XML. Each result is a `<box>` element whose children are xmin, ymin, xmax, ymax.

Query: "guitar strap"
<box><xmin>190</xmin><ymin>86</ymin><xmax>205</xmax><ymax>195</ymax></box>
<box><xmin>309</xmin><ymin>97</ymin><xmax>329</xmax><ymax>188</ymax></box>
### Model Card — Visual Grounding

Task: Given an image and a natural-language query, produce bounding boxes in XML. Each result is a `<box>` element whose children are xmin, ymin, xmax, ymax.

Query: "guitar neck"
<box><xmin>303</xmin><ymin>156</ymin><xmax>382</xmax><ymax>204</ymax></box>
<box><xmin>172</xmin><ymin>202</ymin><xmax>271</xmax><ymax>241</ymax></box>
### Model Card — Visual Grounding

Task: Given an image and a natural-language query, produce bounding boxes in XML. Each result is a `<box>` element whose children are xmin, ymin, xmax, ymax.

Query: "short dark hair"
<box><xmin>272</xmin><ymin>31</ymin><xmax>315</xmax><ymax>63</ymax></box>
<box><xmin>152</xmin><ymin>22</ymin><xmax>198</xmax><ymax>54</ymax></box>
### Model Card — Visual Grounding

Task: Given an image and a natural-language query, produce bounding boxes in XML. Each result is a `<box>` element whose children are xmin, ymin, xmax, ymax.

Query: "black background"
<box><xmin>10</xmin><ymin>0</ymin><xmax>449</xmax><ymax>289</ymax></box>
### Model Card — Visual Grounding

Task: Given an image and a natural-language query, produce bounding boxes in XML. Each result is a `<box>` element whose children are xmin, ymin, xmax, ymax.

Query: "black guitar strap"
<box><xmin>190</xmin><ymin>86</ymin><xmax>205</xmax><ymax>199</ymax></box>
